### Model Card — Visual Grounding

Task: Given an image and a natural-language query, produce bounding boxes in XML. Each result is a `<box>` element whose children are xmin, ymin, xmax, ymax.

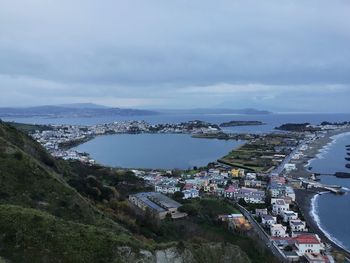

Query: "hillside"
<box><xmin>0</xmin><ymin>105</ymin><xmax>158</xmax><ymax>118</ymax></box>
<box><xmin>0</xmin><ymin>120</ymin><xmax>275</xmax><ymax>263</ymax></box>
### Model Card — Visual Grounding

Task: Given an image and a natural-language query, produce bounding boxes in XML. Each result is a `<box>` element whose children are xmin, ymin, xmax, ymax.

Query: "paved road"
<box><xmin>236</xmin><ymin>203</ymin><xmax>288</xmax><ymax>262</ymax></box>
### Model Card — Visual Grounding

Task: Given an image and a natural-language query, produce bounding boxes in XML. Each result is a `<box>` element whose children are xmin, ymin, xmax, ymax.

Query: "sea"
<box><xmin>3</xmin><ymin>112</ymin><xmax>350</xmax><ymax>248</ymax></box>
<box><xmin>308</xmin><ymin>132</ymin><xmax>350</xmax><ymax>252</ymax></box>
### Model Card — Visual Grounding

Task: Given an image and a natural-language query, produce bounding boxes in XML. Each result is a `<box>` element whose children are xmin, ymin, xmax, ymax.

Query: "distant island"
<box><xmin>0</xmin><ymin>103</ymin><xmax>158</xmax><ymax>118</ymax></box>
<box><xmin>219</xmin><ymin>120</ymin><xmax>265</xmax><ymax>127</ymax></box>
<box><xmin>158</xmin><ymin>108</ymin><xmax>272</xmax><ymax>115</ymax></box>
<box><xmin>275</xmin><ymin>123</ymin><xmax>320</xmax><ymax>132</ymax></box>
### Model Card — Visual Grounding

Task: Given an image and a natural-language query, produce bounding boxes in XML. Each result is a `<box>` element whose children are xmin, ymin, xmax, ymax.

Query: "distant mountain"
<box><xmin>57</xmin><ymin>103</ymin><xmax>109</xmax><ymax>109</ymax></box>
<box><xmin>158</xmin><ymin>108</ymin><xmax>272</xmax><ymax>115</ymax></box>
<box><xmin>0</xmin><ymin>104</ymin><xmax>158</xmax><ymax>118</ymax></box>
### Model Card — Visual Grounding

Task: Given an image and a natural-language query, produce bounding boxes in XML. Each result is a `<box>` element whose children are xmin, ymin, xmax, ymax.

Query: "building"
<box><xmin>294</xmin><ymin>234</ymin><xmax>324</xmax><ymax>256</ymax></box>
<box><xmin>290</xmin><ymin>219</ymin><xmax>307</xmax><ymax>232</ymax></box>
<box><xmin>129</xmin><ymin>192</ymin><xmax>186</xmax><ymax>220</ymax></box>
<box><xmin>261</xmin><ymin>214</ymin><xmax>277</xmax><ymax>227</ymax></box>
<box><xmin>155</xmin><ymin>182</ymin><xmax>180</xmax><ymax>194</ymax></box>
<box><xmin>270</xmin><ymin>224</ymin><xmax>288</xmax><ymax>237</ymax></box>
<box><xmin>231</xmin><ymin>168</ymin><xmax>245</xmax><ymax>178</ymax></box>
<box><xmin>283</xmin><ymin>211</ymin><xmax>298</xmax><ymax>223</ymax></box>
<box><xmin>236</xmin><ymin>187</ymin><xmax>265</xmax><ymax>204</ymax></box>
<box><xmin>244</xmin><ymin>179</ymin><xmax>263</xmax><ymax>188</ymax></box>
<box><xmin>272</xmin><ymin>199</ymin><xmax>290</xmax><ymax>215</ymax></box>
<box><xmin>284</xmin><ymin>186</ymin><xmax>296</xmax><ymax>202</ymax></box>
<box><xmin>255</xmin><ymin>208</ymin><xmax>268</xmax><ymax>216</ymax></box>
<box><xmin>224</xmin><ymin>185</ymin><xmax>238</xmax><ymax>199</ymax></box>
<box><xmin>284</xmin><ymin>163</ymin><xmax>297</xmax><ymax>172</ymax></box>
<box><xmin>182</xmin><ymin>189</ymin><xmax>199</xmax><ymax>199</ymax></box>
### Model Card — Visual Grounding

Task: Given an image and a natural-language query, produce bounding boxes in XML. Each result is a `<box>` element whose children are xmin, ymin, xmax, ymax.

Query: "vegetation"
<box><xmin>219</xmin><ymin>133</ymin><xmax>300</xmax><ymax>172</ymax></box>
<box><xmin>276</xmin><ymin>123</ymin><xmax>320</xmax><ymax>132</ymax></box>
<box><xmin>219</xmin><ymin>121</ymin><xmax>264</xmax><ymax>127</ymax></box>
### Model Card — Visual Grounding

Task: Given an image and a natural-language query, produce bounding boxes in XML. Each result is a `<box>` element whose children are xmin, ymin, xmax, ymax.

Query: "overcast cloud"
<box><xmin>0</xmin><ymin>0</ymin><xmax>349</xmax><ymax>112</ymax></box>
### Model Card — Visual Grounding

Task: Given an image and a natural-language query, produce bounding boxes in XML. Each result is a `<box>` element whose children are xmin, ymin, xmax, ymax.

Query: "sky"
<box><xmin>0</xmin><ymin>0</ymin><xmax>350</xmax><ymax>112</ymax></box>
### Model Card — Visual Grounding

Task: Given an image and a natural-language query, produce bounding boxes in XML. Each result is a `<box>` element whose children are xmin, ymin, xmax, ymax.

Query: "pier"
<box><xmin>300</xmin><ymin>178</ymin><xmax>345</xmax><ymax>194</ymax></box>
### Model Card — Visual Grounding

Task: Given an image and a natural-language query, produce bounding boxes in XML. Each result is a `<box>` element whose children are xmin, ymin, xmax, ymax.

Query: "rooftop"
<box><xmin>294</xmin><ymin>234</ymin><xmax>321</xmax><ymax>245</ymax></box>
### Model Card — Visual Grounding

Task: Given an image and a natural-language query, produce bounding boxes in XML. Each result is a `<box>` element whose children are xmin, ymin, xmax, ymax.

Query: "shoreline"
<box><xmin>295</xmin><ymin>189</ymin><xmax>350</xmax><ymax>256</ymax></box>
<box><xmin>293</xmin><ymin>127</ymin><xmax>350</xmax><ymax>257</ymax></box>
<box><xmin>290</xmin><ymin>127</ymin><xmax>350</xmax><ymax>179</ymax></box>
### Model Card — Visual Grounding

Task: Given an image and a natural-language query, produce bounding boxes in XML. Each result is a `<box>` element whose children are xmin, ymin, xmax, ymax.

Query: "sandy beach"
<box><xmin>292</xmin><ymin>127</ymin><xmax>350</xmax><ymax>257</ymax></box>
<box><xmin>290</xmin><ymin>127</ymin><xmax>350</xmax><ymax>179</ymax></box>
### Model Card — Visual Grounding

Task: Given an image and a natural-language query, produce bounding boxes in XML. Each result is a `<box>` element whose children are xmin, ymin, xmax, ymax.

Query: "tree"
<box><xmin>173</xmin><ymin>191</ymin><xmax>184</xmax><ymax>201</ymax></box>
<box><xmin>238</xmin><ymin>198</ymin><xmax>247</xmax><ymax>206</ymax></box>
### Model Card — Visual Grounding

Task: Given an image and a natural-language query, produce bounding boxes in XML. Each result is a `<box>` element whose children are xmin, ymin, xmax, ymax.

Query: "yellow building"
<box><xmin>231</xmin><ymin>168</ymin><xmax>245</xmax><ymax>178</ymax></box>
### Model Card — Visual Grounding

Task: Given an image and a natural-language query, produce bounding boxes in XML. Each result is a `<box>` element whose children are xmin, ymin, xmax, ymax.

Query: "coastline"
<box><xmin>295</xmin><ymin>189</ymin><xmax>350</xmax><ymax>256</ymax></box>
<box><xmin>292</xmin><ymin>127</ymin><xmax>350</xmax><ymax>257</ymax></box>
<box><xmin>290</xmin><ymin>127</ymin><xmax>350</xmax><ymax>179</ymax></box>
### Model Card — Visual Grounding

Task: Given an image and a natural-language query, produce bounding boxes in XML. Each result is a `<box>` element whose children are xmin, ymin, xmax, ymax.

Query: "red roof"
<box><xmin>183</xmin><ymin>183</ymin><xmax>194</xmax><ymax>190</ymax></box>
<box><xmin>294</xmin><ymin>235</ymin><xmax>320</xmax><ymax>245</ymax></box>
<box><xmin>225</xmin><ymin>186</ymin><xmax>237</xmax><ymax>193</ymax></box>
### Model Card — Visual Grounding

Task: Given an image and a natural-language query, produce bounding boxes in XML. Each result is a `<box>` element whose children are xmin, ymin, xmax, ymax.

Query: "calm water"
<box><xmin>309</xmin><ymin>132</ymin><xmax>350</xmax><ymax>251</ymax></box>
<box><xmin>73</xmin><ymin>133</ymin><xmax>244</xmax><ymax>169</ymax></box>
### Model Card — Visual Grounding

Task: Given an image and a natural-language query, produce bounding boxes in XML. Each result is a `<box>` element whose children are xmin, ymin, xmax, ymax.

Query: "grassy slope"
<box><xmin>0</xmin><ymin>205</ymin><xmax>139</xmax><ymax>263</ymax></box>
<box><xmin>0</xmin><ymin>122</ymin><xmax>139</xmax><ymax>262</ymax></box>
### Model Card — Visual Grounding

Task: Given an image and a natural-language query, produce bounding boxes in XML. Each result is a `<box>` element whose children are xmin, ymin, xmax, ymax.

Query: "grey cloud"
<box><xmin>0</xmin><ymin>0</ymin><xmax>349</xmax><ymax>111</ymax></box>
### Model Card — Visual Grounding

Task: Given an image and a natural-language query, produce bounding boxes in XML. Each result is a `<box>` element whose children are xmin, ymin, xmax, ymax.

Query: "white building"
<box><xmin>284</xmin><ymin>163</ymin><xmax>296</xmax><ymax>173</ymax></box>
<box><xmin>283</xmin><ymin>211</ymin><xmax>298</xmax><ymax>223</ymax></box>
<box><xmin>294</xmin><ymin>234</ymin><xmax>324</xmax><ymax>256</ymax></box>
<box><xmin>284</xmin><ymin>186</ymin><xmax>296</xmax><ymax>202</ymax></box>
<box><xmin>270</xmin><ymin>224</ymin><xmax>288</xmax><ymax>237</ymax></box>
<box><xmin>261</xmin><ymin>214</ymin><xmax>277</xmax><ymax>227</ymax></box>
<box><xmin>290</xmin><ymin>220</ymin><xmax>307</xmax><ymax>232</ymax></box>
<box><xmin>272</xmin><ymin>199</ymin><xmax>290</xmax><ymax>216</ymax></box>
<box><xmin>236</xmin><ymin>187</ymin><xmax>265</xmax><ymax>204</ymax></box>
<box><xmin>182</xmin><ymin>189</ymin><xmax>199</xmax><ymax>199</ymax></box>
<box><xmin>155</xmin><ymin>183</ymin><xmax>180</xmax><ymax>194</ymax></box>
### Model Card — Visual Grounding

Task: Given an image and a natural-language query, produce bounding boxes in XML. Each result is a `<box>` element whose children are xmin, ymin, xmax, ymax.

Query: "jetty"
<box><xmin>299</xmin><ymin>178</ymin><xmax>345</xmax><ymax>194</ymax></box>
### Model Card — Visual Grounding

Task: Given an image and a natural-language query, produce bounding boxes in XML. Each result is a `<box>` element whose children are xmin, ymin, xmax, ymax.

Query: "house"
<box><xmin>283</xmin><ymin>211</ymin><xmax>298</xmax><ymax>223</ymax></box>
<box><xmin>236</xmin><ymin>187</ymin><xmax>265</xmax><ymax>204</ymax></box>
<box><xmin>272</xmin><ymin>199</ymin><xmax>290</xmax><ymax>215</ymax></box>
<box><xmin>269</xmin><ymin>186</ymin><xmax>283</xmax><ymax>198</ymax></box>
<box><xmin>204</xmin><ymin>183</ymin><xmax>218</xmax><ymax>193</ymax></box>
<box><xmin>284</xmin><ymin>186</ymin><xmax>296</xmax><ymax>202</ymax></box>
<box><xmin>245</xmin><ymin>173</ymin><xmax>257</xmax><ymax>180</ymax></box>
<box><xmin>284</xmin><ymin>163</ymin><xmax>296</xmax><ymax>172</ymax></box>
<box><xmin>231</xmin><ymin>168</ymin><xmax>245</xmax><ymax>178</ymax></box>
<box><xmin>129</xmin><ymin>192</ymin><xmax>186</xmax><ymax>220</ymax></box>
<box><xmin>244</xmin><ymin>180</ymin><xmax>263</xmax><ymax>188</ymax></box>
<box><xmin>290</xmin><ymin>219</ymin><xmax>307</xmax><ymax>232</ymax></box>
<box><xmin>261</xmin><ymin>214</ymin><xmax>277</xmax><ymax>227</ymax></box>
<box><xmin>224</xmin><ymin>185</ymin><xmax>238</xmax><ymax>199</ymax></box>
<box><xmin>155</xmin><ymin>182</ymin><xmax>180</xmax><ymax>194</ymax></box>
<box><xmin>255</xmin><ymin>208</ymin><xmax>268</xmax><ymax>216</ymax></box>
<box><xmin>270</xmin><ymin>224</ymin><xmax>288</xmax><ymax>237</ymax></box>
<box><xmin>182</xmin><ymin>189</ymin><xmax>199</xmax><ymax>199</ymax></box>
<box><xmin>294</xmin><ymin>234</ymin><xmax>324</xmax><ymax>256</ymax></box>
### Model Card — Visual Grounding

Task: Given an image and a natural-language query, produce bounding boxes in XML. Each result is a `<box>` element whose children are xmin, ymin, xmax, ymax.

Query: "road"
<box><xmin>236</xmin><ymin>203</ymin><xmax>288</xmax><ymax>262</ymax></box>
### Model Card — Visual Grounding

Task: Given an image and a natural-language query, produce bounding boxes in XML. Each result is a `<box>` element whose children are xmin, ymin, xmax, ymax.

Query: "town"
<box><xmin>30</xmin><ymin>120</ymin><xmax>221</xmax><ymax>163</ymax></box>
<box><xmin>128</xmin><ymin>123</ymin><xmax>350</xmax><ymax>263</ymax></box>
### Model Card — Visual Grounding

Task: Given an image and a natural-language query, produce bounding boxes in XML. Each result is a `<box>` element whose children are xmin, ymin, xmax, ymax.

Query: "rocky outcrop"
<box><xmin>114</xmin><ymin>243</ymin><xmax>250</xmax><ymax>263</ymax></box>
